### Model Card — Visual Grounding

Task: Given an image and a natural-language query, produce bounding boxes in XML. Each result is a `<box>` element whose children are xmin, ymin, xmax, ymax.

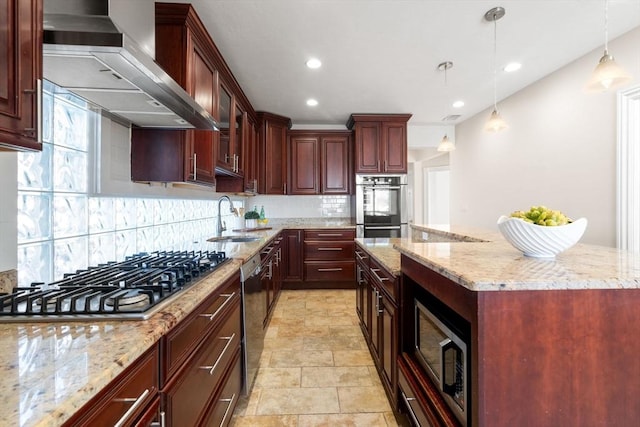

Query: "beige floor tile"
<box><xmin>304</xmin><ymin>335</ymin><xmax>367</xmax><ymax>351</ymax></box>
<box><xmin>338</xmin><ymin>386</ymin><xmax>393</xmax><ymax>413</ymax></box>
<box><xmin>269</xmin><ymin>350</ymin><xmax>334</xmax><ymax>367</ymax></box>
<box><xmin>305</xmin><ymin>315</ymin><xmax>357</xmax><ymax>327</ymax></box>
<box><xmin>298</xmin><ymin>413</ymin><xmax>388</xmax><ymax>427</ymax></box>
<box><xmin>333</xmin><ymin>350</ymin><xmax>375</xmax><ymax>366</ymax></box>
<box><xmin>301</xmin><ymin>366</ymin><xmax>373</xmax><ymax>387</ymax></box>
<box><xmin>263</xmin><ymin>336</ymin><xmax>304</xmax><ymax>351</ymax></box>
<box><xmin>276</xmin><ymin>325</ymin><xmax>330</xmax><ymax>338</ymax></box>
<box><xmin>229</xmin><ymin>414</ymin><xmax>299</xmax><ymax>427</ymax></box>
<box><xmin>257</xmin><ymin>387</ymin><xmax>340</xmax><ymax>415</ymax></box>
<box><xmin>255</xmin><ymin>367</ymin><xmax>301</xmax><ymax>388</ymax></box>
<box><xmin>329</xmin><ymin>325</ymin><xmax>363</xmax><ymax>337</ymax></box>
<box><xmin>234</xmin><ymin>388</ymin><xmax>262</xmax><ymax>416</ymax></box>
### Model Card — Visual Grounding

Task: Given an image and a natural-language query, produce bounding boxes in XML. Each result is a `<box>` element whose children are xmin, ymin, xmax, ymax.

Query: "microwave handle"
<box><xmin>439</xmin><ymin>338</ymin><xmax>458</xmax><ymax>398</ymax></box>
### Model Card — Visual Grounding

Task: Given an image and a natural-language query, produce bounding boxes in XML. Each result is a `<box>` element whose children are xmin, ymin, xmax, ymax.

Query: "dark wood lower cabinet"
<box><xmin>63</xmin><ymin>345</ymin><xmax>160</xmax><ymax>427</ymax></box>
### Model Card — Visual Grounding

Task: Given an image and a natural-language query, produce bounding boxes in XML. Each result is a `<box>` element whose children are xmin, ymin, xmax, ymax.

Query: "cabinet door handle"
<box><xmin>284</xmin><ymin>182</ymin><xmax>287</xmax><ymax>194</ymax></box>
<box><xmin>199</xmin><ymin>292</ymin><xmax>236</xmax><ymax>321</ymax></box>
<box><xmin>219</xmin><ymin>393</ymin><xmax>237</xmax><ymax>426</ymax></box>
<box><xmin>199</xmin><ymin>333</ymin><xmax>236</xmax><ymax>375</ymax></box>
<box><xmin>400</xmin><ymin>390</ymin><xmax>421</xmax><ymax>427</ymax></box>
<box><xmin>370</xmin><ymin>268</ymin><xmax>389</xmax><ymax>282</ymax></box>
<box><xmin>384</xmin><ymin>160</ymin><xmax>387</xmax><ymax>172</ymax></box>
<box><xmin>317</xmin><ymin>247</ymin><xmax>342</xmax><ymax>251</ymax></box>
<box><xmin>375</xmin><ymin>289</ymin><xmax>380</xmax><ymax>315</ymax></box>
<box><xmin>22</xmin><ymin>79</ymin><xmax>42</xmax><ymax>139</ymax></box>
<box><xmin>192</xmin><ymin>152</ymin><xmax>197</xmax><ymax>181</ymax></box>
<box><xmin>113</xmin><ymin>388</ymin><xmax>151</xmax><ymax>427</ymax></box>
<box><xmin>318</xmin><ymin>267</ymin><xmax>343</xmax><ymax>272</ymax></box>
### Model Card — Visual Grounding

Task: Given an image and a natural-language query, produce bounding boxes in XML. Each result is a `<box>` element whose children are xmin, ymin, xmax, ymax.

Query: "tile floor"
<box><xmin>230</xmin><ymin>289</ymin><xmax>408</xmax><ymax>427</ymax></box>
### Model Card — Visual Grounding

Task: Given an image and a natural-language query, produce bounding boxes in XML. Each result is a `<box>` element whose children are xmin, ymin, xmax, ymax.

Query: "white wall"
<box><xmin>451</xmin><ymin>27</ymin><xmax>640</xmax><ymax>247</ymax></box>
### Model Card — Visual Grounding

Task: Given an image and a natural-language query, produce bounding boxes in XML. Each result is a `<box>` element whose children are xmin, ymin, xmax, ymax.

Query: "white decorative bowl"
<box><xmin>497</xmin><ymin>215</ymin><xmax>588</xmax><ymax>258</ymax></box>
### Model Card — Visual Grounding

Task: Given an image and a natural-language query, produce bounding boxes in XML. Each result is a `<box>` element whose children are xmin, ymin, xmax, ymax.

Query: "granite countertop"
<box><xmin>0</xmin><ymin>259</ymin><xmax>241</xmax><ymax>427</ymax></box>
<box><xmin>0</xmin><ymin>217</ymin><xmax>357</xmax><ymax>426</ymax></box>
<box><xmin>356</xmin><ymin>224</ymin><xmax>640</xmax><ymax>292</ymax></box>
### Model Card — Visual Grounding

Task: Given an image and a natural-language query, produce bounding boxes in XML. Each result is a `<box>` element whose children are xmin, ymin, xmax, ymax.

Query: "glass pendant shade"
<box><xmin>586</xmin><ymin>51</ymin><xmax>632</xmax><ymax>92</ymax></box>
<box><xmin>485</xmin><ymin>109</ymin><xmax>508</xmax><ymax>132</ymax></box>
<box><xmin>437</xmin><ymin>135</ymin><xmax>455</xmax><ymax>152</ymax></box>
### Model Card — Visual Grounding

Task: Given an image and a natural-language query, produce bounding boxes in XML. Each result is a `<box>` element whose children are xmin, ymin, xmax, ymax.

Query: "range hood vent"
<box><xmin>43</xmin><ymin>0</ymin><xmax>218</xmax><ymax>130</ymax></box>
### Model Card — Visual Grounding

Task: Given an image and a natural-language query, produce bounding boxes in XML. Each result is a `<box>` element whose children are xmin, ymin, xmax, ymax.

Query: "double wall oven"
<box><xmin>355</xmin><ymin>174</ymin><xmax>408</xmax><ymax>238</ymax></box>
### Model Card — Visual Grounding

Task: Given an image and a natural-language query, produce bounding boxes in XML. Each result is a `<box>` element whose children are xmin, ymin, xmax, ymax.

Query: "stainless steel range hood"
<box><xmin>43</xmin><ymin>0</ymin><xmax>218</xmax><ymax>130</ymax></box>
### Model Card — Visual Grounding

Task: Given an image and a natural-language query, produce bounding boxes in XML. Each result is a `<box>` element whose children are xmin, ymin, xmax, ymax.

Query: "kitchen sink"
<box><xmin>207</xmin><ymin>235</ymin><xmax>262</xmax><ymax>243</ymax></box>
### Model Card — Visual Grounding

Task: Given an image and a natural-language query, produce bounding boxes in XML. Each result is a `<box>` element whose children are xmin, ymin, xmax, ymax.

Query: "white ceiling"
<box><xmin>169</xmin><ymin>0</ymin><xmax>639</xmax><ymax>131</ymax></box>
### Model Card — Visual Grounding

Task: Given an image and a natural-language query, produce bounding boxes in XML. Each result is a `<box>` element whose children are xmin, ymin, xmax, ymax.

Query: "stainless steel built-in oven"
<box><xmin>355</xmin><ymin>174</ymin><xmax>407</xmax><ymax>238</ymax></box>
<box><xmin>415</xmin><ymin>296</ymin><xmax>469</xmax><ymax>426</ymax></box>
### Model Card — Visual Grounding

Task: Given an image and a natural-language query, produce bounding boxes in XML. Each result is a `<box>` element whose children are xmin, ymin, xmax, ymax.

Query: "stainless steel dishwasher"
<box><xmin>239</xmin><ymin>252</ymin><xmax>266</xmax><ymax>395</ymax></box>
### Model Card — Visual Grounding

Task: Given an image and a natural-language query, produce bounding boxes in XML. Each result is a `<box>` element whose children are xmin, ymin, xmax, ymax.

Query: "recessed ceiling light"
<box><xmin>452</xmin><ymin>100</ymin><xmax>465</xmax><ymax>108</ymax></box>
<box><xmin>306</xmin><ymin>99</ymin><xmax>318</xmax><ymax>106</ymax></box>
<box><xmin>306</xmin><ymin>58</ymin><xmax>322</xmax><ymax>69</ymax></box>
<box><xmin>504</xmin><ymin>62</ymin><xmax>522</xmax><ymax>72</ymax></box>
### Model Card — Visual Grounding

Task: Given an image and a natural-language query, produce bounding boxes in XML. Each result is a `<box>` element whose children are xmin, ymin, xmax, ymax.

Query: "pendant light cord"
<box><xmin>604</xmin><ymin>0</ymin><xmax>609</xmax><ymax>53</ymax></box>
<box><xmin>492</xmin><ymin>12</ymin><xmax>498</xmax><ymax>111</ymax></box>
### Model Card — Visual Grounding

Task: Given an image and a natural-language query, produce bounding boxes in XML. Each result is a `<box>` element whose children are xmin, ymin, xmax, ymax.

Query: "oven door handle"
<box><xmin>362</xmin><ymin>186</ymin><xmax>402</xmax><ymax>190</ymax></box>
<box><xmin>364</xmin><ymin>226</ymin><xmax>401</xmax><ymax>230</ymax></box>
<box><xmin>440</xmin><ymin>338</ymin><xmax>461</xmax><ymax>399</ymax></box>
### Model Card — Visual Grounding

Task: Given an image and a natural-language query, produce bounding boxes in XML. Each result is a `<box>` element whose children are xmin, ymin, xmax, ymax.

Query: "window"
<box><xmin>17</xmin><ymin>82</ymin><xmax>239</xmax><ymax>287</ymax></box>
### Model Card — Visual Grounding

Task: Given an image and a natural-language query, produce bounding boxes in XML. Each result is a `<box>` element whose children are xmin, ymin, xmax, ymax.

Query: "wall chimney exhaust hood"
<box><xmin>43</xmin><ymin>0</ymin><xmax>218</xmax><ymax>130</ymax></box>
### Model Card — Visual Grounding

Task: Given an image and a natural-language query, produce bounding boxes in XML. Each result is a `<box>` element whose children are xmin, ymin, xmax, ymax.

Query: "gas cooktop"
<box><xmin>0</xmin><ymin>250</ymin><xmax>229</xmax><ymax>322</ymax></box>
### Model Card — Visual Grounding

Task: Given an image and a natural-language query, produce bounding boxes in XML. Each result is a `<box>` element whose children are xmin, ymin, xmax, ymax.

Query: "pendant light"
<box><xmin>484</xmin><ymin>7</ymin><xmax>508</xmax><ymax>132</ymax></box>
<box><xmin>437</xmin><ymin>134</ymin><xmax>455</xmax><ymax>152</ymax></box>
<box><xmin>586</xmin><ymin>0</ymin><xmax>632</xmax><ymax>92</ymax></box>
<box><xmin>437</xmin><ymin>61</ymin><xmax>456</xmax><ymax>152</ymax></box>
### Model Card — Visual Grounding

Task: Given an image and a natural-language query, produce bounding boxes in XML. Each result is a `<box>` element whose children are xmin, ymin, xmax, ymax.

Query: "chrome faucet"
<box><xmin>216</xmin><ymin>195</ymin><xmax>236</xmax><ymax>237</ymax></box>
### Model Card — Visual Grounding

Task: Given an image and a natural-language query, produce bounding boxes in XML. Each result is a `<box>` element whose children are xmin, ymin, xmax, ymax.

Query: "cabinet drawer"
<box><xmin>164</xmin><ymin>277</ymin><xmax>240</xmax><ymax>380</ymax></box>
<box><xmin>370</xmin><ymin>257</ymin><xmax>397</xmax><ymax>301</ymax></box>
<box><xmin>304</xmin><ymin>241</ymin><xmax>355</xmax><ymax>260</ymax></box>
<box><xmin>304</xmin><ymin>261</ymin><xmax>355</xmax><ymax>281</ymax></box>
<box><xmin>200</xmin><ymin>350</ymin><xmax>242</xmax><ymax>427</ymax></box>
<box><xmin>164</xmin><ymin>303</ymin><xmax>242</xmax><ymax>427</ymax></box>
<box><xmin>304</xmin><ymin>229</ymin><xmax>355</xmax><ymax>240</ymax></box>
<box><xmin>398</xmin><ymin>363</ymin><xmax>434</xmax><ymax>427</ymax></box>
<box><xmin>71</xmin><ymin>345</ymin><xmax>159</xmax><ymax>427</ymax></box>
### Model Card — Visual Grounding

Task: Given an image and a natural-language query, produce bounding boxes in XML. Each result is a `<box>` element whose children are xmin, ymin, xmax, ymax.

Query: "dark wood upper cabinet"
<box><xmin>0</xmin><ymin>0</ymin><xmax>42</xmax><ymax>151</ymax></box>
<box><xmin>131</xmin><ymin>3</ymin><xmax>217</xmax><ymax>186</ymax></box>
<box><xmin>347</xmin><ymin>114</ymin><xmax>412</xmax><ymax>174</ymax></box>
<box><xmin>288</xmin><ymin>130</ymin><xmax>352</xmax><ymax>195</ymax></box>
<box><xmin>289</xmin><ymin>134</ymin><xmax>320</xmax><ymax>195</ymax></box>
<box><xmin>257</xmin><ymin>111</ymin><xmax>291</xmax><ymax>195</ymax></box>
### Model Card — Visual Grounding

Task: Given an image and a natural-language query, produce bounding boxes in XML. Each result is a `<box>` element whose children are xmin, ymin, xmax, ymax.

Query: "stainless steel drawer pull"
<box><xmin>318</xmin><ymin>268</ymin><xmax>343</xmax><ymax>272</ymax></box>
<box><xmin>317</xmin><ymin>247</ymin><xmax>342</xmax><ymax>251</ymax></box>
<box><xmin>199</xmin><ymin>292</ymin><xmax>236</xmax><ymax>321</ymax></box>
<box><xmin>199</xmin><ymin>333</ymin><xmax>236</xmax><ymax>375</ymax></box>
<box><xmin>400</xmin><ymin>390</ymin><xmax>421</xmax><ymax>427</ymax></box>
<box><xmin>150</xmin><ymin>411</ymin><xmax>166</xmax><ymax>427</ymax></box>
<box><xmin>113</xmin><ymin>388</ymin><xmax>151</xmax><ymax>427</ymax></box>
<box><xmin>317</xmin><ymin>233</ymin><xmax>343</xmax><ymax>237</ymax></box>
<box><xmin>370</xmin><ymin>269</ymin><xmax>390</xmax><ymax>282</ymax></box>
<box><xmin>220</xmin><ymin>393</ymin><xmax>237</xmax><ymax>426</ymax></box>
<box><xmin>355</xmin><ymin>251</ymin><xmax>367</xmax><ymax>260</ymax></box>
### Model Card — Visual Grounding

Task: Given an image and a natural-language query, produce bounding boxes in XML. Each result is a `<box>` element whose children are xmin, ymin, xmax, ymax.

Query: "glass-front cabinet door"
<box><xmin>217</xmin><ymin>84</ymin><xmax>233</xmax><ymax>172</ymax></box>
<box><xmin>234</xmin><ymin>101</ymin><xmax>246</xmax><ymax>175</ymax></box>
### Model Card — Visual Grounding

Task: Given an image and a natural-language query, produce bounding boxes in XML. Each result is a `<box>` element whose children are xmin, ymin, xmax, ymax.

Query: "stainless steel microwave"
<box><xmin>415</xmin><ymin>299</ymin><xmax>469</xmax><ymax>426</ymax></box>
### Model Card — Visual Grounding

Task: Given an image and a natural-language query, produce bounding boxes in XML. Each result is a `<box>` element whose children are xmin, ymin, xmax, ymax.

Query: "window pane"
<box><xmin>53</xmin><ymin>97</ymin><xmax>89</xmax><ymax>151</ymax></box>
<box><xmin>17</xmin><ymin>192</ymin><xmax>52</xmax><ymax>243</ymax></box>
<box><xmin>18</xmin><ymin>242</ymin><xmax>53</xmax><ymax>285</ymax></box>
<box><xmin>42</xmin><ymin>91</ymin><xmax>53</xmax><ymax>143</ymax></box>
<box><xmin>17</xmin><ymin>143</ymin><xmax>52</xmax><ymax>191</ymax></box>
<box><xmin>89</xmin><ymin>198</ymin><xmax>115</xmax><ymax>233</ymax></box>
<box><xmin>54</xmin><ymin>237</ymin><xmax>88</xmax><ymax>280</ymax></box>
<box><xmin>89</xmin><ymin>232</ymin><xmax>116</xmax><ymax>266</ymax></box>
<box><xmin>53</xmin><ymin>195</ymin><xmax>87</xmax><ymax>238</ymax></box>
<box><xmin>53</xmin><ymin>145</ymin><xmax>87</xmax><ymax>192</ymax></box>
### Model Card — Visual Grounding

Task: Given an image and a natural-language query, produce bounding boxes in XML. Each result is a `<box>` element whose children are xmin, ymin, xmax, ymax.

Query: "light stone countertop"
<box><xmin>356</xmin><ymin>224</ymin><xmax>640</xmax><ymax>292</ymax></box>
<box><xmin>0</xmin><ymin>217</ymin><xmax>356</xmax><ymax>426</ymax></box>
<box><xmin>0</xmin><ymin>259</ymin><xmax>241</xmax><ymax>427</ymax></box>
